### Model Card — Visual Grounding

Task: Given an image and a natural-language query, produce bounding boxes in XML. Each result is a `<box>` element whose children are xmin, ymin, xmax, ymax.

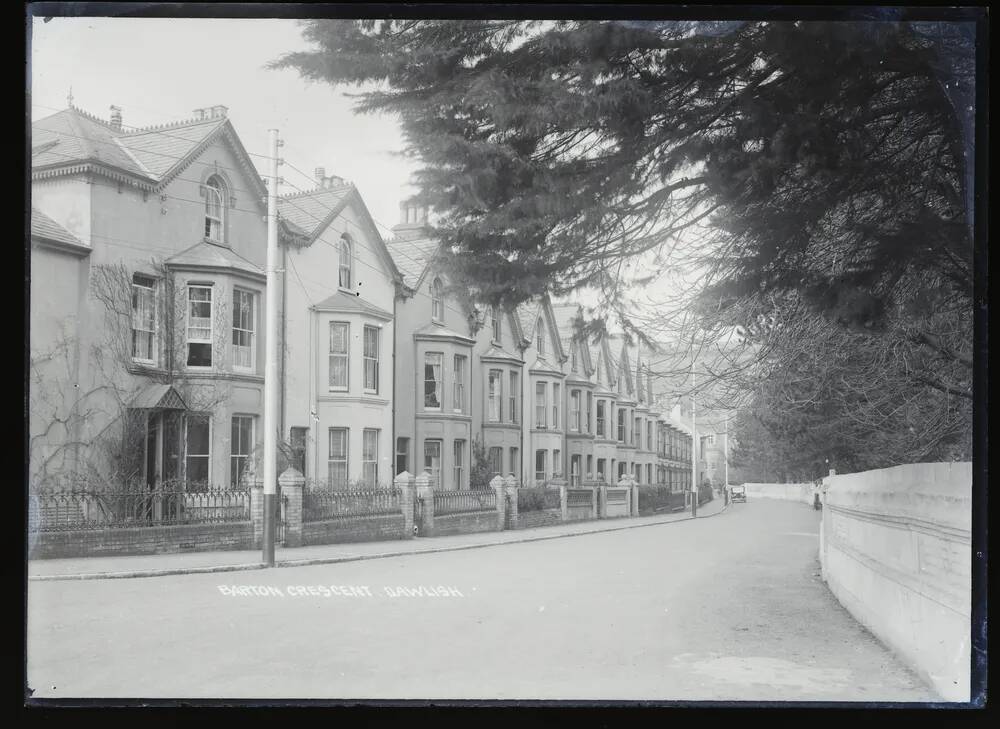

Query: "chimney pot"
<box><xmin>109</xmin><ymin>105</ymin><xmax>122</xmax><ymax>130</ymax></box>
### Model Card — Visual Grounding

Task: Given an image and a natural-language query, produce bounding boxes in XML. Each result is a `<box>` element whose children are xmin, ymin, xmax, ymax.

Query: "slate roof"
<box><xmin>277</xmin><ymin>184</ymin><xmax>353</xmax><ymax>237</ymax></box>
<box><xmin>312</xmin><ymin>289</ymin><xmax>393</xmax><ymax>320</ymax></box>
<box><xmin>31</xmin><ymin>106</ymin><xmax>236</xmax><ymax>187</ymax></box>
<box><xmin>30</xmin><ymin>207</ymin><xmax>83</xmax><ymax>246</ymax></box>
<box><xmin>165</xmin><ymin>240</ymin><xmax>264</xmax><ymax>278</ymax></box>
<box><xmin>385</xmin><ymin>234</ymin><xmax>441</xmax><ymax>289</ymax></box>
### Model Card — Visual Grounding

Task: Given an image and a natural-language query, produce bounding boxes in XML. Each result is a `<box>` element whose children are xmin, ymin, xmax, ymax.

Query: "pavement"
<box><xmin>28</xmin><ymin>496</ymin><xmax>727</xmax><ymax>580</ymax></box>
<box><xmin>26</xmin><ymin>498</ymin><xmax>941</xmax><ymax>702</ymax></box>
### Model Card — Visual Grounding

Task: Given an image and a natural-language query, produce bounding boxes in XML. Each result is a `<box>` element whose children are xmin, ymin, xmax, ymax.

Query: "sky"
<box><xmin>28</xmin><ymin>16</ymin><xmax>420</xmax><ymax>235</ymax></box>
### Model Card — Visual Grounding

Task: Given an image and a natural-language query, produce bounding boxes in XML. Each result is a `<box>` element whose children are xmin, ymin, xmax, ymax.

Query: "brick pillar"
<box><xmin>490</xmin><ymin>475</ymin><xmax>505</xmax><ymax>531</ymax></box>
<box><xmin>250</xmin><ymin>478</ymin><xmax>264</xmax><ymax>549</ymax></box>
<box><xmin>560</xmin><ymin>482</ymin><xmax>569</xmax><ymax>522</ymax></box>
<box><xmin>415</xmin><ymin>470</ymin><xmax>434</xmax><ymax>537</ymax></box>
<box><xmin>278</xmin><ymin>468</ymin><xmax>304</xmax><ymax>548</ymax></box>
<box><xmin>630</xmin><ymin>476</ymin><xmax>640</xmax><ymax>517</ymax></box>
<box><xmin>598</xmin><ymin>484</ymin><xmax>608</xmax><ymax>518</ymax></box>
<box><xmin>590</xmin><ymin>484</ymin><xmax>598</xmax><ymax>519</ymax></box>
<box><xmin>395</xmin><ymin>471</ymin><xmax>416</xmax><ymax>539</ymax></box>
<box><xmin>504</xmin><ymin>474</ymin><xmax>518</xmax><ymax>529</ymax></box>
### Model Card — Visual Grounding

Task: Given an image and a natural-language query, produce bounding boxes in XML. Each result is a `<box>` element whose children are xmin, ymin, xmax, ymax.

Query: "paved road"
<box><xmin>27</xmin><ymin>500</ymin><xmax>937</xmax><ymax>702</ymax></box>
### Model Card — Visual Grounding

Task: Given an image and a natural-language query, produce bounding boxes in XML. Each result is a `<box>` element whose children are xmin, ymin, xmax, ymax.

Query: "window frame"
<box><xmin>204</xmin><ymin>176</ymin><xmax>225</xmax><ymax>243</ymax></box>
<box><xmin>183</xmin><ymin>413</ymin><xmax>212</xmax><ymax>487</ymax></box>
<box><xmin>230</xmin><ymin>415</ymin><xmax>254</xmax><ymax>487</ymax></box>
<box><xmin>453</xmin><ymin>439</ymin><xmax>466</xmax><ymax>488</ymax></box>
<box><xmin>362</xmin><ymin>428</ymin><xmax>379</xmax><ymax>487</ymax></box>
<box><xmin>328</xmin><ymin>427</ymin><xmax>349</xmax><ymax>488</ymax></box>
<box><xmin>338</xmin><ymin>235</ymin><xmax>353</xmax><ymax>290</ymax></box>
<box><xmin>431</xmin><ymin>277</ymin><xmax>445</xmax><ymax>322</ymax></box>
<box><xmin>491</xmin><ymin>306</ymin><xmax>501</xmax><ymax>343</ymax></box>
<box><xmin>508</xmin><ymin>371</ymin><xmax>519</xmax><ymax>423</ymax></box>
<box><xmin>328</xmin><ymin>321</ymin><xmax>350</xmax><ymax>391</ymax></box>
<box><xmin>290</xmin><ymin>426</ymin><xmax>308</xmax><ymax>476</ymax></box>
<box><xmin>552</xmin><ymin>383</ymin><xmax>560</xmax><ymax>430</ymax></box>
<box><xmin>570</xmin><ymin>390</ymin><xmax>581</xmax><ymax>432</ymax></box>
<box><xmin>535</xmin><ymin>381</ymin><xmax>547</xmax><ymax>429</ymax></box>
<box><xmin>232</xmin><ymin>287</ymin><xmax>256</xmax><ymax>373</ymax></box>
<box><xmin>131</xmin><ymin>274</ymin><xmax>158</xmax><ymax>365</ymax></box>
<box><xmin>424</xmin><ymin>352</ymin><xmax>444</xmax><ymax>411</ymax></box>
<box><xmin>487</xmin><ymin>368</ymin><xmax>503</xmax><ymax>422</ymax></box>
<box><xmin>395</xmin><ymin>437</ymin><xmax>409</xmax><ymax>476</ymax></box>
<box><xmin>453</xmin><ymin>354</ymin><xmax>466</xmax><ymax>413</ymax></box>
<box><xmin>363</xmin><ymin>324</ymin><xmax>380</xmax><ymax>394</ymax></box>
<box><xmin>534</xmin><ymin>449</ymin><xmax>547</xmax><ymax>485</ymax></box>
<box><xmin>536</xmin><ymin>318</ymin><xmax>544</xmax><ymax>355</ymax></box>
<box><xmin>423</xmin><ymin>439</ymin><xmax>443</xmax><ymax>488</ymax></box>
<box><xmin>185</xmin><ymin>284</ymin><xmax>214</xmax><ymax>369</ymax></box>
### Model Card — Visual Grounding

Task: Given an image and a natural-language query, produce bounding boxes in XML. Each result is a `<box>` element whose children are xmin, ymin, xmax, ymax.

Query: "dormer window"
<box><xmin>338</xmin><ymin>235</ymin><xmax>353</xmax><ymax>289</ymax></box>
<box><xmin>536</xmin><ymin>318</ymin><xmax>545</xmax><ymax>354</ymax></box>
<box><xmin>431</xmin><ymin>277</ymin><xmax>444</xmax><ymax>322</ymax></box>
<box><xmin>204</xmin><ymin>175</ymin><xmax>225</xmax><ymax>243</ymax></box>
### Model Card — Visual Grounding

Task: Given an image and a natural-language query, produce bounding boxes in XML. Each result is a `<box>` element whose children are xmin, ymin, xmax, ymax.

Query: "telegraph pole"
<box><xmin>262</xmin><ymin>128</ymin><xmax>282</xmax><ymax>566</ymax></box>
<box><xmin>723</xmin><ymin>414</ymin><xmax>730</xmax><ymax>506</ymax></box>
<box><xmin>690</xmin><ymin>362</ymin><xmax>698</xmax><ymax>517</ymax></box>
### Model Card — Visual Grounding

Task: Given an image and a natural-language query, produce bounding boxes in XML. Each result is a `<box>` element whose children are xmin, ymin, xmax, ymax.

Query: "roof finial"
<box><xmin>67</xmin><ymin>86</ymin><xmax>74</xmax><ymax>107</ymax></box>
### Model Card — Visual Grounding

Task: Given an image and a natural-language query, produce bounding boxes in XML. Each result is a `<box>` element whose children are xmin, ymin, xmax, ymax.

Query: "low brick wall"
<box><xmin>29</xmin><ymin>522</ymin><xmax>254</xmax><ymax>559</ymax></box>
<box><xmin>820</xmin><ymin>462</ymin><xmax>971</xmax><ymax>702</ymax></box>
<box><xmin>566</xmin><ymin>504</ymin><xmax>595</xmax><ymax>521</ymax></box>
<box><xmin>301</xmin><ymin>513</ymin><xmax>407</xmax><ymax>546</ymax></box>
<box><xmin>514</xmin><ymin>508</ymin><xmax>562</xmax><ymax>530</ymax></box>
<box><xmin>429</xmin><ymin>509</ymin><xmax>499</xmax><ymax>537</ymax></box>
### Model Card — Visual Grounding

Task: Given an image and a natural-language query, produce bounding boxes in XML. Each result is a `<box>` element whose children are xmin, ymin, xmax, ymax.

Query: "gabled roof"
<box><xmin>386</xmin><ymin>234</ymin><xmax>441</xmax><ymax>290</ymax></box>
<box><xmin>164</xmin><ymin>240</ymin><xmax>264</xmax><ymax>279</ymax></box>
<box><xmin>277</xmin><ymin>183</ymin><xmax>401</xmax><ymax>283</ymax></box>
<box><xmin>31</xmin><ymin>106</ymin><xmax>267</xmax><ymax>202</ymax></box>
<box><xmin>515</xmin><ymin>295</ymin><xmax>566</xmax><ymax>363</ymax></box>
<box><xmin>30</xmin><ymin>207</ymin><xmax>83</xmax><ymax>247</ymax></box>
<box><xmin>128</xmin><ymin>383</ymin><xmax>188</xmax><ymax>411</ymax></box>
<box><xmin>551</xmin><ymin>302</ymin><xmax>593</xmax><ymax>376</ymax></box>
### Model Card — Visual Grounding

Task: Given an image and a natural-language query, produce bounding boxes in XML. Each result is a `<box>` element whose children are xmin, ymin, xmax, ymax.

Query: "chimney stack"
<box><xmin>109</xmin><ymin>105</ymin><xmax>122</xmax><ymax>130</ymax></box>
<box><xmin>211</xmin><ymin>105</ymin><xmax>228</xmax><ymax>119</ymax></box>
<box><xmin>193</xmin><ymin>108</ymin><xmax>207</xmax><ymax>121</ymax></box>
<box><xmin>314</xmin><ymin>167</ymin><xmax>326</xmax><ymax>187</ymax></box>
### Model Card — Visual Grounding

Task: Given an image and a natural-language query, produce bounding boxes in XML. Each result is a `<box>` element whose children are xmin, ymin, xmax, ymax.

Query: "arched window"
<box><xmin>536</xmin><ymin>318</ymin><xmax>544</xmax><ymax>354</ymax></box>
<box><xmin>204</xmin><ymin>175</ymin><xmax>225</xmax><ymax>242</ymax></box>
<box><xmin>491</xmin><ymin>306</ymin><xmax>501</xmax><ymax>342</ymax></box>
<box><xmin>431</xmin><ymin>277</ymin><xmax>444</xmax><ymax>322</ymax></box>
<box><xmin>570</xmin><ymin>343</ymin><xmax>578</xmax><ymax>372</ymax></box>
<box><xmin>338</xmin><ymin>235</ymin><xmax>353</xmax><ymax>289</ymax></box>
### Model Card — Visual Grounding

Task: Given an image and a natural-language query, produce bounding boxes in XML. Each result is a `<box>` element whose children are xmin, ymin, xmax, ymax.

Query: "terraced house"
<box><xmin>516</xmin><ymin>297</ymin><xmax>568</xmax><ymax>487</ymax></box>
<box><xmin>30</xmin><ymin>103</ymin><xmax>271</xmax><ymax>494</ymax></box>
<box><xmin>387</xmin><ymin>203</ymin><xmax>475</xmax><ymax>489</ymax></box>
<box><xmin>277</xmin><ymin>168</ymin><xmax>400</xmax><ymax>488</ymax></box>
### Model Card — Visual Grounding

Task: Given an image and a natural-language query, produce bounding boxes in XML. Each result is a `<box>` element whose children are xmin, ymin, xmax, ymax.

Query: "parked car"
<box><xmin>730</xmin><ymin>485</ymin><xmax>747</xmax><ymax>503</ymax></box>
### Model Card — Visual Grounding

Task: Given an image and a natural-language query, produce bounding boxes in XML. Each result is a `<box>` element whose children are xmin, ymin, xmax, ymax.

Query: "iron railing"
<box><xmin>32</xmin><ymin>485</ymin><xmax>251</xmax><ymax>531</ymax></box>
<box><xmin>433</xmin><ymin>488</ymin><xmax>497</xmax><ymax>516</ymax></box>
<box><xmin>302</xmin><ymin>485</ymin><xmax>403</xmax><ymax>522</ymax></box>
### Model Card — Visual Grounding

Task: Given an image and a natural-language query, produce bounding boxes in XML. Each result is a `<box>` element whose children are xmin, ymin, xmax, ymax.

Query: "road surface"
<box><xmin>27</xmin><ymin>500</ymin><xmax>937</xmax><ymax>702</ymax></box>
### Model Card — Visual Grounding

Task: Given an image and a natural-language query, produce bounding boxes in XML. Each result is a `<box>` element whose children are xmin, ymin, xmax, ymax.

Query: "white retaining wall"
<box><xmin>742</xmin><ymin>482</ymin><xmax>815</xmax><ymax>504</ymax></box>
<box><xmin>819</xmin><ymin>462</ymin><xmax>971</xmax><ymax>701</ymax></box>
